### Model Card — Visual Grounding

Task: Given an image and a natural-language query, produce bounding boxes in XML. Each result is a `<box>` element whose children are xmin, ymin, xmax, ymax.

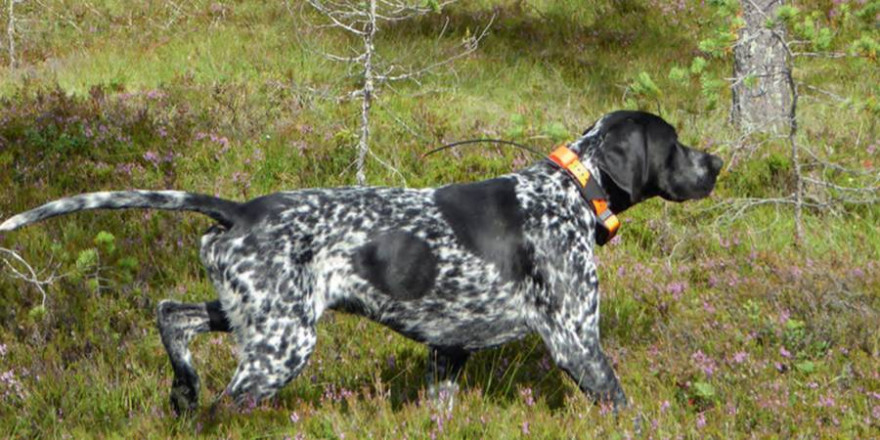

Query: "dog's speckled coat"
<box><xmin>1</xmin><ymin>111</ymin><xmax>722</xmax><ymax>414</ymax></box>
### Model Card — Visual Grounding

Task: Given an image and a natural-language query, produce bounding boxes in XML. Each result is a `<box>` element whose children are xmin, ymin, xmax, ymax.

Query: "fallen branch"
<box><xmin>0</xmin><ymin>247</ymin><xmax>61</xmax><ymax>309</ymax></box>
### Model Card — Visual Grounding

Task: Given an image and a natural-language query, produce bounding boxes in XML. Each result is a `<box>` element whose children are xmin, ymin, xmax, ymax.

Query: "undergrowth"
<box><xmin>0</xmin><ymin>1</ymin><xmax>878</xmax><ymax>438</ymax></box>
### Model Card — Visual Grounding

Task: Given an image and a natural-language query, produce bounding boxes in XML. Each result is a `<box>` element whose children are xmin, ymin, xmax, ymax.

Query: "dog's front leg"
<box><xmin>527</xmin><ymin>273</ymin><xmax>627</xmax><ymax>412</ymax></box>
<box><xmin>425</xmin><ymin>346</ymin><xmax>470</xmax><ymax>411</ymax></box>
<box><xmin>534</xmin><ymin>319</ymin><xmax>627</xmax><ymax>411</ymax></box>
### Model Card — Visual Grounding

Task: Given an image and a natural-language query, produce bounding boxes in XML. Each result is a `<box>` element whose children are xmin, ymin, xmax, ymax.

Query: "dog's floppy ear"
<box><xmin>594</xmin><ymin>118</ymin><xmax>649</xmax><ymax>211</ymax></box>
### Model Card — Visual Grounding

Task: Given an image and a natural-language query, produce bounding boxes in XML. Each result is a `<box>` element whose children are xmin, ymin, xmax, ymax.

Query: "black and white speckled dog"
<box><xmin>1</xmin><ymin>110</ymin><xmax>722</xmax><ymax>414</ymax></box>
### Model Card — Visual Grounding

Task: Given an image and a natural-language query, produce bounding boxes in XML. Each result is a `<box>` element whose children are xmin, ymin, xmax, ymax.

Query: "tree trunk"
<box><xmin>7</xmin><ymin>0</ymin><xmax>15</xmax><ymax>69</ymax></box>
<box><xmin>731</xmin><ymin>0</ymin><xmax>791</xmax><ymax>133</ymax></box>
<box><xmin>355</xmin><ymin>0</ymin><xmax>377</xmax><ymax>186</ymax></box>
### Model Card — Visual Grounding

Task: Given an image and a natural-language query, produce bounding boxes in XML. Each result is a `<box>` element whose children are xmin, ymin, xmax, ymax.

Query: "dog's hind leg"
<box><xmin>224</xmin><ymin>318</ymin><xmax>317</xmax><ymax>407</ymax></box>
<box><xmin>425</xmin><ymin>346</ymin><xmax>469</xmax><ymax>411</ymax></box>
<box><xmin>157</xmin><ymin>299</ymin><xmax>231</xmax><ymax>415</ymax></box>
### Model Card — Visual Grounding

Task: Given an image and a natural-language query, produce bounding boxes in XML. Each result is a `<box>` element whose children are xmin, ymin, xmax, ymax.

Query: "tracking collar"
<box><xmin>547</xmin><ymin>145</ymin><xmax>621</xmax><ymax>246</ymax></box>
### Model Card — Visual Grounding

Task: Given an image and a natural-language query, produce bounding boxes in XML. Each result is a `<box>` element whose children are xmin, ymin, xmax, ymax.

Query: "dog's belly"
<box><xmin>341</xmin><ymin>296</ymin><xmax>532</xmax><ymax>351</ymax></box>
<box><xmin>388</xmin><ymin>307</ymin><xmax>532</xmax><ymax>351</ymax></box>
<box><xmin>336</xmin><ymin>269</ymin><xmax>534</xmax><ymax>351</ymax></box>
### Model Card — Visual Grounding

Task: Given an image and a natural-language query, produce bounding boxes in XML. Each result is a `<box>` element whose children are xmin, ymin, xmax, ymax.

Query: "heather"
<box><xmin>0</xmin><ymin>1</ymin><xmax>878</xmax><ymax>438</ymax></box>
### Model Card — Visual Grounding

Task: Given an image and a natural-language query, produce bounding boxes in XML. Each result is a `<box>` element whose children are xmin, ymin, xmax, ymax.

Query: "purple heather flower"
<box><xmin>143</xmin><ymin>151</ymin><xmax>160</xmax><ymax>166</ymax></box>
<box><xmin>818</xmin><ymin>393</ymin><xmax>836</xmax><ymax>408</ymax></box>
<box><xmin>696</xmin><ymin>412</ymin><xmax>706</xmax><ymax>429</ymax></box>
<box><xmin>520</xmin><ymin>387</ymin><xmax>535</xmax><ymax>407</ymax></box>
<box><xmin>702</xmin><ymin>301</ymin><xmax>715</xmax><ymax>313</ymax></box>
<box><xmin>691</xmin><ymin>350</ymin><xmax>717</xmax><ymax>377</ymax></box>
<box><xmin>666</xmin><ymin>281</ymin><xmax>686</xmax><ymax>299</ymax></box>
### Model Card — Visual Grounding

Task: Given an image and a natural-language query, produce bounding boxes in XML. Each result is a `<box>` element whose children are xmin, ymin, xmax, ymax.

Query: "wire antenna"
<box><xmin>421</xmin><ymin>139</ymin><xmax>545</xmax><ymax>159</ymax></box>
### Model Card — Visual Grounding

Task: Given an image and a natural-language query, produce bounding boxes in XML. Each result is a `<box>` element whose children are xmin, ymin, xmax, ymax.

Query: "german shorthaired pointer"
<box><xmin>1</xmin><ymin>110</ymin><xmax>722</xmax><ymax>415</ymax></box>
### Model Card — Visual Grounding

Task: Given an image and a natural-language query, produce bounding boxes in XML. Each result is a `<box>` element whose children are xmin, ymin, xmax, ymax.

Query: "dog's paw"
<box><xmin>169</xmin><ymin>376</ymin><xmax>199</xmax><ymax>416</ymax></box>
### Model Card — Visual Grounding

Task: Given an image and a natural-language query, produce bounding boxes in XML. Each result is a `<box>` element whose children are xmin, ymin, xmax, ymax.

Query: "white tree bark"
<box><xmin>355</xmin><ymin>0</ymin><xmax>376</xmax><ymax>186</ymax></box>
<box><xmin>731</xmin><ymin>0</ymin><xmax>791</xmax><ymax>133</ymax></box>
<box><xmin>306</xmin><ymin>0</ymin><xmax>486</xmax><ymax>185</ymax></box>
<box><xmin>6</xmin><ymin>0</ymin><xmax>15</xmax><ymax>69</ymax></box>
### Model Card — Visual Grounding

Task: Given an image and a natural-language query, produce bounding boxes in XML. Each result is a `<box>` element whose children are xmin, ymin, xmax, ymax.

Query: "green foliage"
<box><xmin>540</xmin><ymin>122</ymin><xmax>568</xmax><ymax>143</ymax></box>
<box><xmin>706</xmin><ymin>0</ymin><xmax>738</xmax><ymax>15</ymax></box>
<box><xmin>854</xmin><ymin>1</ymin><xmax>880</xmax><ymax>23</ymax></box>
<box><xmin>0</xmin><ymin>1</ymin><xmax>877</xmax><ymax>439</ymax></box>
<box><xmin>725</xmin><ymin>152</ymin><xmax>793</xmax><ymax>197</ymax></box>
<box><xmin>93</xmin><ymin>231</ymin><xmax>116</xmax><ymax>254</ymax></box>
<box><xmin>626</xmin><ymin>71</ymin><xmax>662</xmax><ymax>110</ymax></box>
<box><xmin>699</xmin><ymin>74</ymin><xmax>725</xmax><ymax>110</ymax></box>
<box><xmin>668</xmin><ymin>66</ymin><xmax>690</xmax><ymax>84</ymax></box>
<box><xmin>75</xmin><ymin>248</ymin><xmax>99</xmax><ymax>273</ymax></box>
<box><xmin>795</xmin><ymin>360</ymin><xmax>815</xmax><ymax>374</ymax></box>
<box><xmin>506</xmin><ymin>113</ymin><xmax>527</xmax><ymax>139</ymax></box>
<box><xmin>692</xmin><ymin>381</ymin><xmax>716</xmax><ymax>400</ymax></box>
<box><xmin>423</xmin><ymin>0</ymin><xmax>442</xmax><ymax>13</ymax></box>
<box><xmin>773</xmin><ymin>5</ymin><xmax>801</xmax><ymax>26</ymax></box>
<box><xmin>690</xmin><ymin>57</ymin><xmax>708</xmax><ymax>75</ymax></box>
<box><xmin>27</xmin><ymin>305</ymin><xmax>47</xmax><ymax>321</ymax></box>
<box><xmin>850</xmin><ymin>34</ymin><xmax>880</xmax><ymax>59</ymax></box>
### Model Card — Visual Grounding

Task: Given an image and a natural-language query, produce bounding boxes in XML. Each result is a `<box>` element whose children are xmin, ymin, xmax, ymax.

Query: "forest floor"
<box><xmin>0</xmin><ymin>1</ymin><xmax>878</xmax><ymax>438</ymax></box>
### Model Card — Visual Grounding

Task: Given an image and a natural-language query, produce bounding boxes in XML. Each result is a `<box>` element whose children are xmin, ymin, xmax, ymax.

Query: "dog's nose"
<box><xmin>708</xmin><ymin>155</ymin><xmax>724</xmax><ymax>173</ymax></box>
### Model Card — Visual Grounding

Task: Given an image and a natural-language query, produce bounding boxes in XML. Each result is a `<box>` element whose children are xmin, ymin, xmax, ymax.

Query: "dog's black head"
<box><xmin>577</xmin><ymin>111</ymin><xmax>723</xmax><ymax>213</ymax></box>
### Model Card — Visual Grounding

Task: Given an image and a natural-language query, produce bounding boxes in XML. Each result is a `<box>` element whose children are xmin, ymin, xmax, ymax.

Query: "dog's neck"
<box><xmin>565</xmin><ymin>132</ymin><xmax>638</xmax><ymax>214</ymax></box>
<box><xmin>511</xmin><ymin>132</ymin><xmax>627</xmax><ymax>245</ymax></box>
<box><xmin>514</xmin><ymin>159</ymin><xmax>601</xmax><ymax>228</ymax></box>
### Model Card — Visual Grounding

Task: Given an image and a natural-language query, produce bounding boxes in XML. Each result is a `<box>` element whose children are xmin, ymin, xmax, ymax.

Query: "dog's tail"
<box><xmin>0</xmin><ymin>191</ymin><xmax>241</xmax><ymax>231</ymax></box>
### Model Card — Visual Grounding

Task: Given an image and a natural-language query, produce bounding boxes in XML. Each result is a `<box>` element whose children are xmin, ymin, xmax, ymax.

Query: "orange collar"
<box><xmin>547</xmin><ymin>145</ymin><xmax>621</xmax><ymax>245</ymax></box>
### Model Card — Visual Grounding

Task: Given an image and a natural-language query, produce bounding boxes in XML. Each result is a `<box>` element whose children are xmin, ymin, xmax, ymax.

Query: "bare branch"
<box><xmin>791</xmin><ymin>51</ymin><xmax>851</xmax><ymax>59</ymax></box>
<box><xmin>376</xmin><ymin>13</ymin><xmax>494</xmax><ymax>83</ymax></box>
<box><xmin>799</xmin><ymin>84</ymin><xmax>849</xmax><ymax>103</ymax></box>
<box><xmin>307</xmin><ymin>0</ymin><xmax>368</xmax><ymax>36</ymax></box>
<box><xmin>369</xmin><ymin>149</ymin><xmax>408</xmax><ymax>187</ymax></box>
<box><xmin>0</xmin><ymin>247</ymin><xmax>61</xmax><ymax>309</ymax></box>
<box><xmin>323</xmin><ymin>51</ymin><xmax>368</xmax><ymax>63</ymax></box>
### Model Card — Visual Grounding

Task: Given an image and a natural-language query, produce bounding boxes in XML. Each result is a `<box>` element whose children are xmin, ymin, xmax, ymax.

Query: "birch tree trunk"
<box><xmin>355</xmin><ymin>0</ymin><xmax>376</xmax><ymax>186</ymax></box>
<box><xmin>731</xmin><ymin>0</ymin><xmax>791</xmax><ymax>133</ymax></box>
<box><xmin>6</xmin><ymin>0</ymin><xmax>15</xmax><ymax>68</ymax></box>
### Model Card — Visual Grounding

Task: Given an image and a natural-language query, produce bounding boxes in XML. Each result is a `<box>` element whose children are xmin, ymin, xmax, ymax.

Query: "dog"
<box><xmin>1</xmin><ymin>110</ymin><xmax>722</xmax><ymax>414</ymax></box>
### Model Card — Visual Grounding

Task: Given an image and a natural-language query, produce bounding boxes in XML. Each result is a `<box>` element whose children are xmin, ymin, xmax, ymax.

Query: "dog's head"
<box><xmin>576</xmin><ymin>111</ymin><xmax>723</xmax><ymax>213</ymax></box>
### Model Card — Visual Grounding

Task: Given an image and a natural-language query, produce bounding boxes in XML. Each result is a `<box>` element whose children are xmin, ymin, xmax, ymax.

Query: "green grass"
<box><xmin>1</xmin><ymin>0</ymin><xmax>879</xmax><ymax>438</ymax></box>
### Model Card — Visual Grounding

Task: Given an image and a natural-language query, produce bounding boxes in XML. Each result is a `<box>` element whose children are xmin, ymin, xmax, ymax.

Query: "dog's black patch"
<box><xmin>206</xmin><ymin>300</ymin><xmax>232</xmax><ymax>332</ymax></box>
<box><xmin>236</xmin><ymin>193</ymin><xmax>291</xmax><ymax>227</ymax></box>
<box><xmin>434</xmin><ymin>178</ymin><xmax>533</xmax><ymax>282</ymax></box>
<box><xmin>353</xmin><ymin>231</ymin><xmax>438</xmax><ymax>301</ymax></box>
